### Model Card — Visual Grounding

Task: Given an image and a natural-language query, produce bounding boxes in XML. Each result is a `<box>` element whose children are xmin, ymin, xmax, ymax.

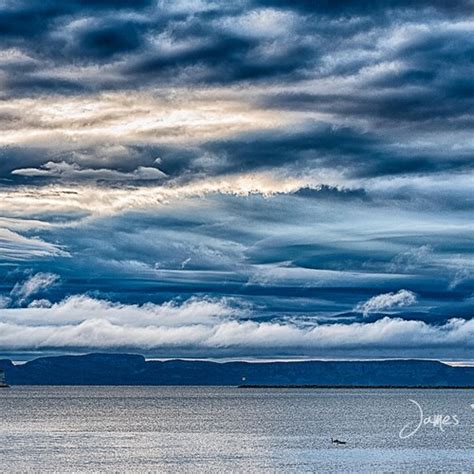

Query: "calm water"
<box><xmin>0</xmin><ymin>387</ymin><xmax>473</xmax><ymax>473</ymax></box>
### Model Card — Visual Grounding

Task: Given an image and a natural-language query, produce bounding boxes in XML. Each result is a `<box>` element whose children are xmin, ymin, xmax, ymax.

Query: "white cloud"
<box><xmin>10</xmin><ymin>272</ymin><xmax>60</xmax><ymax>305</ymax></box>
<box><xmin>12</xmin><ymin>161</ymin><xmax>168</xmax><ymax>182</ymax></box>
<box><xmin>0</xmin><ymin>294</ymin><xmax>243</xmax><ymax>326</ymax></box>
<box><xmin>157</xmin><ymin>0</ymin><xmax>218</xmax><ymax>14</ymax></box>
<box><xmin>218</xmin><ymin>9</ymin><xmax>299</xmax><ymax>39</ymax></box>
<box><xmin>0</xmin><ymin>228</ymin><xmax>69</xmax><ymax>261</ymax></box>
<box><xmin>449</xmin><ymin>267</ymin><xmax>471</xmax><ymax>290</ymax></box>
<box><xmin>28</xmin><ymin>299</ymin><xmax>53</xmax><ymax>308</ymax></box>
<box><xmin>0</xmin><ymin>294</ymin><xmax>471</xmax><ymax>352</ymax></box>
<box><xmin>355</xmin><ymin>289</ymin><xmax>417</xmax><ymax>317</ymax></box>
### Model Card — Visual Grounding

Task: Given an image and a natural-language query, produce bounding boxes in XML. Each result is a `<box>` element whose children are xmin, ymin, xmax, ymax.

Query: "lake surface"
<box><xmin>0</xmin><ymin>387</ymin><xmax>473</xmax><ymax>472</ymax></box>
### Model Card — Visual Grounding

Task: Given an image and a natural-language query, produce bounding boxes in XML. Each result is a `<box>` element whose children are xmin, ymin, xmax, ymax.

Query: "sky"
<box><xmin>0</xmin><ymin>0</ymin><xmax>473</xmax><ymax>360</ymax></box>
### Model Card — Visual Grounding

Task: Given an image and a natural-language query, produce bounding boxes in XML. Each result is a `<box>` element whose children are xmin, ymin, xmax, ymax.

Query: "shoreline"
<box><xmin>239</xmin><ymin>385</ymin><xmax>474</xmax><ymax>389</ymax></box>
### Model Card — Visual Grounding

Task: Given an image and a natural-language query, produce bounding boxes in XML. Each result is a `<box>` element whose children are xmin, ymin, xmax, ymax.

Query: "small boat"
<box><xmin>0</xmin><ymin>369</ymin><xmax>9</xmax><ymax>388</ymax></box>
<box><xmin>331</xmin><ymin>437</ymin><xmax>347</xmax><ymax>445</ymax></box>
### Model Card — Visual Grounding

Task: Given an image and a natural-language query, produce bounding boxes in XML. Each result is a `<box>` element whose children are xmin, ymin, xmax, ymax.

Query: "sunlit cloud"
<box><xmin>0</xmin><ymin>91</ymin><xmax>294</xmax><ymax>147</ymax></box>
<box><xmin>0</xmin><ymin>171</ymin><xmax>342</xmax><ymax>220</ymax></box>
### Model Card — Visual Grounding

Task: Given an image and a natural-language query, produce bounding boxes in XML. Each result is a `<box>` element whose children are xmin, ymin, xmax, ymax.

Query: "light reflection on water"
<box><xmin>0</xmin><ymin>387</ymin><xmax>473</xmax><ymax>472</ymax></box>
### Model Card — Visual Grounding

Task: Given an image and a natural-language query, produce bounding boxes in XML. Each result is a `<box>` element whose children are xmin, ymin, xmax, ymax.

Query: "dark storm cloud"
<box><xmin>0</xmin><ymin>0</ymin><xmax>153</xmax><ymax>40</ymax></box>
<box><xmin>201</xmin><ymin>123</ymin><xmax>473</xmax><ymax>180</ymax></box>
<box><xmin>262</xmin><ymin>27</ymin><xmax>474</xmax><ymax>132</ymax></box>
<box><xmin>126</xmin><ymin>39</ymin><xmax>314</xmax><ymax>85</ymax></box>
<box><xmin>0</xmin><ymin>0</ymin><xmax>472</xmax><ymax>115</ymax></box>
<box><xmin>264</xmin><ymin>87</ymin><xmax>474</xmax><ymax>131</ymax></box>
<box><xmin>4</xmin><ymin>123</ymin><xmax>377</xmax><ymax>182</ymax></box>
<box><xmin>1</xmin><ymin>0</ymin><xmax>471</xmax><ymax>166</ymax></box>
<box><xmin>67</xmin><ymin>20</ymin><xmax>145</xmax><ymax>59</ymax></box>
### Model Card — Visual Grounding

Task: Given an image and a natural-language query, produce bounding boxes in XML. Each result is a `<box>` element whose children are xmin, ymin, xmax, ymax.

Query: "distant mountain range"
<box><xmin>1</xmin><ymin>354</ymin><xmax>473</xmax><ymax>387</ymax></box>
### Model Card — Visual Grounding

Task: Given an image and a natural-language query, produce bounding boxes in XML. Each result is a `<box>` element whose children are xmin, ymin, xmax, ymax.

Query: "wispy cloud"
<box><xmin>355</xmin><ymin>290</ymin><xmax>418</xmax><ymax>317</ymax></box>
<box><xmin>0</xmin><ymin>229</ymin><xmax>69</xmax><ymax>261</ymax></box>
<box><xmin>10</xmin><ymin>272</ymin><xmax>60</xmax><ymax>306</ymax></box>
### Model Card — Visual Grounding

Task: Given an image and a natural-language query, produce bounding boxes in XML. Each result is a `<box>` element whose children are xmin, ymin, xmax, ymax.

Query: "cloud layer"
<box><xmin>0</xmin><ymin>294</ymin><xmax>472</xmax><ymax>358</ymax></box>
